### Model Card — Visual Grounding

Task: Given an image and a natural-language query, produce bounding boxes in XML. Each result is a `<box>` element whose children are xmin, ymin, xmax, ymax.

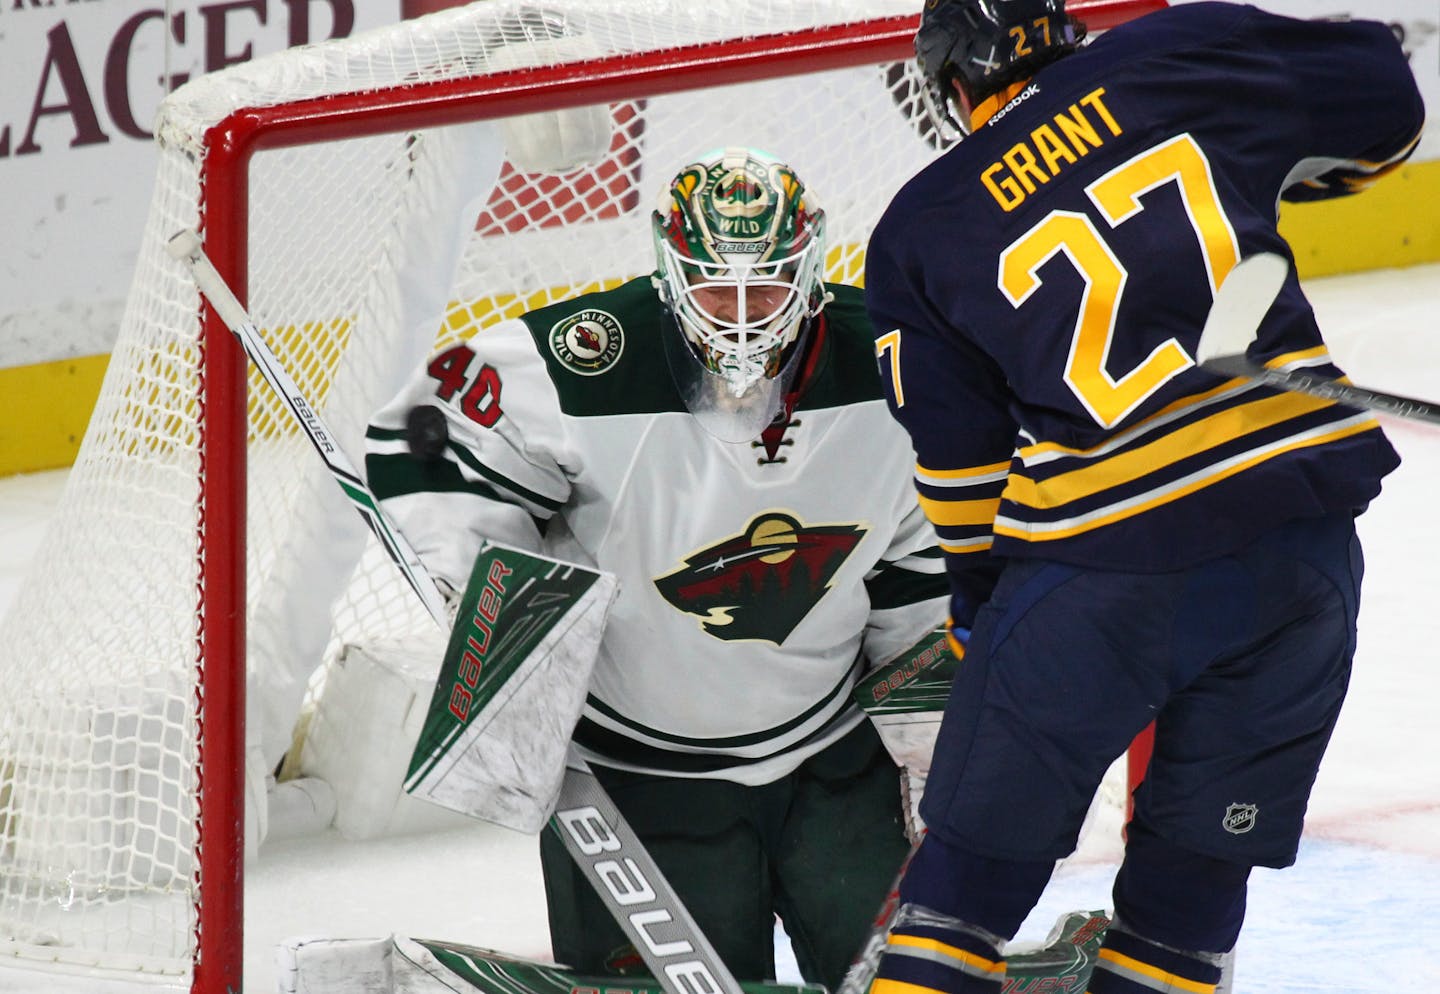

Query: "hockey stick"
<box><xmin>1195</xmin><ymin>252</ymin><xmax>1440</xmax><ymax>426</ymax></box>
<box><xmin>166</xmin><ymin>229</ymin><xmax>744</xmax><ymax>994</ymax></box>
<box><xmin>166</xmin><ymin>230</ymin><xmax>450</xmax><ymax>625</ymax></box>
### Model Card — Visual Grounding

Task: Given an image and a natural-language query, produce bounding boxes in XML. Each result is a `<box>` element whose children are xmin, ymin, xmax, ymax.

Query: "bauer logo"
<box><xmin>554</xmin><ymin>804</ymin><xmax>725</xmax><ymax>992</ymax></box>
<box><xmin>549</xmin><ymin>309</ymin><xmax>624</xmax><ymax>375</ymax></box>
<box><xmin>713</xmin><ymin>239</ymin><xmax>770</xmax><ymax>254</ymax></box>
<box><xmin>1222</xmin><ymin>802</ymin><xmax>1258</xmax><ymax>835</ymax></box>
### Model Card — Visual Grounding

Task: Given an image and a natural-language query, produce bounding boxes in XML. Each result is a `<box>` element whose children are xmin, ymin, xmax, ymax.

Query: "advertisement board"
<box><xmin>0</xmin><ymin>0</ymin><xmax>403</xmax><ymax>366</ymax></box>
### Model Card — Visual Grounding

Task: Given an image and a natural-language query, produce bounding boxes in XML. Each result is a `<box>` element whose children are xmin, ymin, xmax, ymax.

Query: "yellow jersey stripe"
<box><xmin>945</xmin><ymin>630</ymin><xmax>968</xmax><ymax>660</ymax></box>
<box><xmin>1019</xmin><ymin>352</ymin><xmax>1338</xmax><ymax>467</ymax></box>
<box><xmin>994</xmin><ymin>414</ymin><xmax>1379</xmax><ymax>541</ymax></box>
<box><xmin>1347</xmin><ymin>132</ymin><xmax>1423</xmax><ymax>171</ymax></box>
<box><xmin>1266</xmin><ymin>345</ymin><xmax>1329</xmax><ymax>368</ymax></box>
<box><xmin>1003</xmin><ymin>390</ymin><xmax>1345</xmax><ymax>509</ymax></box>
<box><xmin>939</xmin><ymin>536</ymin><xmax>995</xmax><ymax>555</ymax></box>
<box><xmin>1019</xmin><ymin>378</ymin><xmax>1250</xmax><ymax>462</ymax></box>
<box><xmin>918</xmin><ymin>494</ymin><xmax>1003</xmax><ymax>527</ymax></box>
<box><xmin>916</xmin><ymin>460</ymin><xmax>1012</xmax><ymax>485</ymax></box>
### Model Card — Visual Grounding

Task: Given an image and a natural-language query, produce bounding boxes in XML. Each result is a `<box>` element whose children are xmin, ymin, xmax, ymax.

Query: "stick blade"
<box><xmin>1195</xmin><ymin>252</ymin><xmax>1290</xmax><ymax>365</ymax></box>
<box><xmin>165</xmin><ymin>228</ymin><xmax>203</xmax><ymax>262</ymax></box>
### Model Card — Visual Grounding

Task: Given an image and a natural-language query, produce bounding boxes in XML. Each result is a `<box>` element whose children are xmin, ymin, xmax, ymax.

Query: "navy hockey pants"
<box><xmin>918</xmin><ymin>510</ymin><xmax>1362</xmax><ymax>875</ymax></box>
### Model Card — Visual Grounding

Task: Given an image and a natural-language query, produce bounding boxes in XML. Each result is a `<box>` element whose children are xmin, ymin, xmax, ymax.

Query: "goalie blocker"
<box><xmin>404</xmin><ymin>538</ymin><xmax>618</xmax><ymax>834</ymax></box>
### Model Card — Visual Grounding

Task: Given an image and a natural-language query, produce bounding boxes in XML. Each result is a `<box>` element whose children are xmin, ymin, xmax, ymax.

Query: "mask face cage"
<box><xmin>651</xmin><ymin>148</ymin><xmax>829</xmax><ymax>441</ymax></box>
<box><xmin>656</xmin><ymin>234</ymin><xmax>825</xmax><ymax>396</ymax></box>
<box><xmin>656</xmin><ymin>295</ymin><xmax>818</xmax><ymax>444</ymax></box>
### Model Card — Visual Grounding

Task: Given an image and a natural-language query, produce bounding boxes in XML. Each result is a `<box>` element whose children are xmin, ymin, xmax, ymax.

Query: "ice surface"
<box><xmin>2</xmin><ymin>264</ymin><xmax>1438</xmax><ymax>993</ymax></box>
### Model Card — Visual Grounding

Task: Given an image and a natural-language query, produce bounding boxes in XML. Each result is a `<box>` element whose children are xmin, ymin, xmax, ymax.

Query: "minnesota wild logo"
<box><xmin>654</xmin><ymin>512</ymin><xmax>866</xmax><ymax>644</ymax></box>
<box><xmin>548</xmin><ymin>308</ymin><xmax>623</xmax><ymax>375</ymax></box>
<box><xmin>712</xmin><ymin>169</ymin><xmax>769</xmax><ymax>218</ymax></box>
<box><xmin>702</xmin><ymin>159</ymin><xmax>778</xmax><ymax>241</ymax></box>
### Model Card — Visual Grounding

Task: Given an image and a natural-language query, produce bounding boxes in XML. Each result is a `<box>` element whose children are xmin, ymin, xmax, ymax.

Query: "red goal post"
<box><xmin>0</xmin><ymin>2</ymin><xmax>1164</xmax><ymax>992</ymax></box>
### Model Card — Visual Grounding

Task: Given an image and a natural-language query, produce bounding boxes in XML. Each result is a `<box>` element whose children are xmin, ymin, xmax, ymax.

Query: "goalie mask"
<box><xmin>652</xmin><ymin>148</ymin><xmax>829</xmax><ymax>442</ymax></box>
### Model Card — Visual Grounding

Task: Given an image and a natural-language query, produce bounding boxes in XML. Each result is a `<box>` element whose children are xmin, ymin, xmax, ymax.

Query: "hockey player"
<box><xmin>365</xmin><ymin>147</ymin><xmax>948</xmax><ymax>989</ymax></box>
<box><xmin>861</xmin><ymin>3</ymin><xmax>1426</xmax><ymax>993</ymax></box>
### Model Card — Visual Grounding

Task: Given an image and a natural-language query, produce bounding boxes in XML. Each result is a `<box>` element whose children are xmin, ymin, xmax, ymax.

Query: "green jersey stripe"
<box><xmin>582</xmin><ymin>651</ymin><xmax>861</xmax><ymax>750</ymax></box>
<box><xmin>367</xmin><ymin>425</ymin><xmax>565</xmax><ymax>512</ymax></box>
<box><xmin>865</xmin><ymin>566</ymin><xmax>950</xmax><ymax>611</ymax></box>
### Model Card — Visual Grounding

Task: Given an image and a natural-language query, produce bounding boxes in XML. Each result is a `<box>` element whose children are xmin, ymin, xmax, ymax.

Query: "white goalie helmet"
<box><xmin>652</xmin><ymin>147</ymin><xmax>830</xmax><ymax>442</ymax></box>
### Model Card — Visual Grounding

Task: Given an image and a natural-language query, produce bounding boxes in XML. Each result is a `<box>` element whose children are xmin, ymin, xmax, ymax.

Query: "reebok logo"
<box><xmin>985</xmin><ymin>84</ymin><xmax>1040</xmax><ymax>126</ymax></box>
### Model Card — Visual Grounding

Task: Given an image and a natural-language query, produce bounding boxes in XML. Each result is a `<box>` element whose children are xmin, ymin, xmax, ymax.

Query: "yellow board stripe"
<box><xmin>0</xmin><ymin>355</ymin><xmax>110</xmax><ymax>476</ymax></box>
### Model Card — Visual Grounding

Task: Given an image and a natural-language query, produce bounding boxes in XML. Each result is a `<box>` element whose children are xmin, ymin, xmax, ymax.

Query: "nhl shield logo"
<box><xmin>1222</xmin><ymin>802</ymin><xmax>1258</xmax><ymax>835</ymax></box>
<box><xmin>549</xmin><ymin>309</ymin><xmax>624</xmax><ymax>375</ymax></box>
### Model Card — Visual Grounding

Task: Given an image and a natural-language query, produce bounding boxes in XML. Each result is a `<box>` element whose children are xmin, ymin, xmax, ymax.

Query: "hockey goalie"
<box><xmin>355</xmin><ymin>145</ymin><xmax>950</xmax><ymax>991</ymax></box>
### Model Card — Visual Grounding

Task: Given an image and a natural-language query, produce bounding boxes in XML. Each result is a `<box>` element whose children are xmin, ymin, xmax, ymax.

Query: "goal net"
<box><xmin>0</xmin><ymin>1</ymin><xmax>1156</xmax><ymax>990</ymax></box>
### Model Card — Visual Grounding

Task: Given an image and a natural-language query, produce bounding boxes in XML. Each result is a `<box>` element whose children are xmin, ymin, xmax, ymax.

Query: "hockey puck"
<box><xmin>405</xmin><ymin>405</ymin><xmax>450</xmax><ymax>461</ymax></box>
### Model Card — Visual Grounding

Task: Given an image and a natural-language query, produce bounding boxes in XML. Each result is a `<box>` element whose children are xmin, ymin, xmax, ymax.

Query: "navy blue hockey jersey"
<box><xmin>865</xmin><ymin>2</ymin><xmax>1426</xmax><ymax>629</ymax></box>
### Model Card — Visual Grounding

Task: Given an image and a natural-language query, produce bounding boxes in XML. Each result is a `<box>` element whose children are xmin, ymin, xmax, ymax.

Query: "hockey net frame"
<box><xmin>0</xmin><ymin>2</ymin><xmax>1162</xmax><ymax>991</ymax></box>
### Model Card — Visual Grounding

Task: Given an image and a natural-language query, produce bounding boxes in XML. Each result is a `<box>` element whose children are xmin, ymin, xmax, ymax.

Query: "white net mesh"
<box><xmin>0</xmin><ymin>0</ymin><xmax>1145</xmax><ymax>986</ymax></box>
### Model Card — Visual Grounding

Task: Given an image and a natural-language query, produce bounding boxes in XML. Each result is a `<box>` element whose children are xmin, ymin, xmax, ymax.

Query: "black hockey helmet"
<box><xmin>915</xmin><ymin>0</ymin><xmax>1086</xmax><ymax>135</ymax></box>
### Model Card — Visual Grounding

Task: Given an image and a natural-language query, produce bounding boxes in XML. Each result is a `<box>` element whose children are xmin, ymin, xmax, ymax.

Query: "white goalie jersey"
<box><xmin>366</xmin><ymin>278</ymin><xmax>948</xmax><ymax>784</ymax></box>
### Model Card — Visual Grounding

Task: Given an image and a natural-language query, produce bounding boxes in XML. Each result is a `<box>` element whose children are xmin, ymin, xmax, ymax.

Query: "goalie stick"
<box><xmin>165</xmin><ymin>231</ymin><xmax>449</xmax><ymax>625</ymax></box>
<box><xmin>166</xmin><ymin>229</ymin><xmax>744</xmax><ymax>994</ymax></box>
<box><xmin>1195</xmin><ymin>251</ymin><xmax>1440</xmax><ymax>426</ymax></box>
